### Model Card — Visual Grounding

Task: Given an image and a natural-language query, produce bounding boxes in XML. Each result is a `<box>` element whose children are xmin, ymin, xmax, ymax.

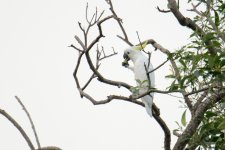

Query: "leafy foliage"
<box><xmin>169</xmin><ymin>0</ymin><xmax>225</xmax><ymax>149</ymax></box>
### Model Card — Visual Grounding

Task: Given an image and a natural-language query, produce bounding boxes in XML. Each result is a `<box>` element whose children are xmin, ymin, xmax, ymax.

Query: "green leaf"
<box><xmin>203</xmin><ymin>33</ymin><xmax>215</xmax><ymax>42</ymax></box>
<box><xmin>142</xmin><ymin>80</ymin><xmax>149</xmax><ymax>84</ymax></box>
<box><xmin>135</xmin><ymin>79</ymin><xmax>142</xmax><ymax>85</ymax></box>
<box><xmin>219</xmin><ymin>4</ymin><xmax>225</xmax><ymax>12</ymax></box>
<box><xmin>205</xmin><ymin>111</ymin><xmax>217</xmax><ymax>118</ymax></box>
<box><xmin>214</xmin><ymin>10</ymin><xmax>220</xmax><ymax>27</ymax></box>
<box><xmin>179</xmin><ymin>58</ymin><xmax>187</xmax><ymax>69</ymax></box>
<box><xmin>208</xmin><ymin>55</ymin><xmax>215</xmax><ymax>68</ymax></box>
<box><xmin>220</xmin><ymin>59</ymin><xmax>225</xmax><ymax>67</ymax></box>
<box><xmin>169</xmin><ymin>80</ymin><xmax>179</xmax><ymax>91</ymax></box>
<box><xmin>165</xmin><ymin>75</ymin><xmax>176</xmax><ymax>78</ymax></box>
<box><xmin>212</xmin><ymin>40</ymin><xmax>221</xmax><ymax>48</ymax></box>
<box><xmin>181</xmin><ymin>110</ymin><xmax>187</xmax><ymax>127</ymax></box>
<box><xmin>218</xmin><ymin>120</ymin><xmax>225</xmax><ymax>130</ymax></box>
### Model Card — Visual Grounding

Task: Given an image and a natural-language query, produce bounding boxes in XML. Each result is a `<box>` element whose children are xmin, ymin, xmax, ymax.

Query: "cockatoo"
<box><xmin>122</xmin><ymin>42</ymin><xmax>155</xmax><ymax>117</ymax></box>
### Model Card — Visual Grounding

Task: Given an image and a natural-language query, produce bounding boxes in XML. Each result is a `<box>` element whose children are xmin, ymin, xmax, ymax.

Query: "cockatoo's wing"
<box><xmin>133</xmin><ymin>54</ymin><xmax>155</xmax><ymax>117</ymax></box>
<box><xmin>122</xmin><ymin>45</ymin><xmax>155</xmax><ymax>117</ymax></box>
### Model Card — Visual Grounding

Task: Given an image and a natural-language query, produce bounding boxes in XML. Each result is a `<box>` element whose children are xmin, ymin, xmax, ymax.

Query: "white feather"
<box><xmin>124</xmin><ymin>46</ymin><xmax>155</xmax><ymax>117</ymax></box>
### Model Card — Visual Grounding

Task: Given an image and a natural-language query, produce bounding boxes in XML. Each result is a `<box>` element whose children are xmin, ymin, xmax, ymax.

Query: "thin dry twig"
<box><xmin>15</xmin><ymin>96</ymin><xmax>41</xmax><ymax>149</ymax></box>
<box><xmin>106</xmin><ymin>0</ymin><xmax>133</xmax><ymax>46</ymax></box>
<box><xmin>68</xmin><ymin>44</ymin><xmax>82</xmax><ymax>52</ymax></box>
<box><xmin>148</xmin><ymin>59</ymin><xmax>169</xmax><ymax>74</ymax></box>
<box><xmin>157</xmin><ymin>6</ymin><xmax>171</xmax><ymax>13</ymax></box>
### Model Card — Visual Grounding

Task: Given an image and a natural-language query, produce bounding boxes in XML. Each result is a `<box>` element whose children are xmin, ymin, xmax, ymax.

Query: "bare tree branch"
<box><xmin>15</xmin><ymin>96</ymin><xmax>41</xmax><ymax>149</ymax></box>
<box><xmin>148</xmin><ymin>59</ymin><xmax>169</xmax><ymax>74</ymax></box>
<box><xmin>0</xmin><ymin>108</ymin><xmax>35</xmax><ymax>150</ymax></box>
<box><xmin>68</xmin><ymin>44</ymin><xmax>82</xmax><ymax>52</ymax></box>
<box><xmin>106</xmin><ymin>0</ymin><xmax>133</xmax><ymax>46</ymax></box>
<box><xmin>84</xmin><ymin>15</ymin><xmax>132</xmax><ymax>90</ymax></box>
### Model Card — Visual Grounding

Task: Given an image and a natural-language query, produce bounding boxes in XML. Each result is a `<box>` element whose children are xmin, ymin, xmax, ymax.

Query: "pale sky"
<box><xmin>0</xmin><ymin>0</ymin><xmax>193</xmax><ymax>149</ymax></box>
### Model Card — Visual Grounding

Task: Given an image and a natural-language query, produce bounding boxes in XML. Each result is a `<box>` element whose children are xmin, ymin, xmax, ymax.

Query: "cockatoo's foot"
<box><xmin>129</xmin><ymin>94</ymin><xmax>138</xmax><ymax>102</ymax></box>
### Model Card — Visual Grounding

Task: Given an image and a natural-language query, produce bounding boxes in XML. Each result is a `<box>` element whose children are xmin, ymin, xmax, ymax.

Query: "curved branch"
<box><xmin>156</xmin><ymin>6</ymin><xmax>171</xmax><ymax>13</ymax></box>
<box><xmin>167</xmin><ymin>0</ymin><xmax>216</xmax><ymax>54</ymax></box>
<box><xmin>15</xmin><ymin>96</ymin><xmax>41</xmax><ymax>149</ymax></box>
<box><xmin>153</xmin><ymin>111</ymin><xmax>171</xmax><ymax>150</ymax></box>
<box><xmin>79</xmin><ymin>87</ymin><xmax>171</xmax><ymax>150</ymax></box>
<box><xmin>173</xmin><ymin>91</ymin><xmax>225</xmax><ymax>150</ymax></box>
<box><xmin>84</xmin><ymin>16</ymin><xmax>132</xmax><ymax>90</ymax></box>
<box><xmin>0</xmin><ymin>108</ymin><xmax>35</xmax><ymax>150</ymax></box>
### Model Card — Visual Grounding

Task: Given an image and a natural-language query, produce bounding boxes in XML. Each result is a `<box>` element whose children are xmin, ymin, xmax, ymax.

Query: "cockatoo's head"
<box><xmin>122</xmin><ymin>41</ymin><xmax>148</xmax><ymax>67</ymax></box>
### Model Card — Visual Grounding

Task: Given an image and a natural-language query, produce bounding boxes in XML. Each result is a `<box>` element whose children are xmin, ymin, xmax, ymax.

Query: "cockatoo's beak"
<box><xmin>123</xmin><ymin>53</ymin><xmax>130</xmax><ymax>61</ymax></box>
<box><xmin>122</xmin><ymin>53</ymin><xmax>130</xmax><ymax>67</ymax></box>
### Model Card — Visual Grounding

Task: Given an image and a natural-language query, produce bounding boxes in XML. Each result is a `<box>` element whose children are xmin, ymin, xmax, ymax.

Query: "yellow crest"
<box><xmin>134</xmin><ymin>41</ymin><xmax>148</xmax><ymax>51</ymax></box>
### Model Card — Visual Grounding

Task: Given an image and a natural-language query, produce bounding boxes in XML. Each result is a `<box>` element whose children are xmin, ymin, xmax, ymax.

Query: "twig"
<box><xmin>136</xmin><ymin>31</ymin><xmax>144</xmax><ymax>49</ymax></box>
<box><xmin>74</xmin><ymin>36</ymin><xmax>86</xmax><ymax>50</ymax></box>
<box><xmin>173</xmin><ymin>130</ymin><xmax>181</xmax><ymax>137</ymax></box>
<box><xmin>15</xmin><ymin>96</ymin><xmax>41</xmax><ymax>149</ymax></box>
<box><xmin>185</xmin><ymin>86</ymin><xmax>220</xmax><ymax>97</ymax></box>
<box><xmin>68</xmin><ymin>44</ymin><xmax>82</xmax><ymax>52</ymax></box>
<box><xmin>116</xmin><ymin>35</ymin><xmax>133</xmax><ymax>46</ymax></box>
<box><xmin>106</xmin><ymin>0</ymin><xmax>133</xmax><ymax>46</ymax></box>
<box><xmin>98</xmin><ymin>46</ymin><xmax>118</xmax><ymax>61</ymax></box>
<box><xmin>73</xmin><ymin>52</ymin><xmax>85</xmax><ymax>97</ymax></box>
<box><xmin>156</xmin><ymin>6</ymin><xmax>171</xmax><ymax>13</ymax></box>
<box><xmin>148</xmin><ymin>59</ymin><xmax>169</xmax><ymax>74</ymax></box>
<box><xmin>0</xmin><ymin>108</ymin><xmax>35</xmax><ymax>150</ymax></box>
<box><xmin>99</xmin><ymin>52</ymin><xmax>118</xmax><ymax>61</ymax></box>
<box><xmin>131</xmin><ymin>89</ymin><xmax>182</xmax><ymax>100</ymax></box>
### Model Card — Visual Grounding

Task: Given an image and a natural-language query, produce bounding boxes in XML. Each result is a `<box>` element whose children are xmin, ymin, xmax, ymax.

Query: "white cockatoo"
<box><xmin>122</xmin><ymin>42</ymin><xmax>155</xmax><ymax>117</ymax></box>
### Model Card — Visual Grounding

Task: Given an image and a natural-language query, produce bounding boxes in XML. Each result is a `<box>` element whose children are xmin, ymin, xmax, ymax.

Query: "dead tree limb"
<box><xmin>0</xmin><ymin>108</ymin><xmax>35</xmax><ymax>150</ymax></box>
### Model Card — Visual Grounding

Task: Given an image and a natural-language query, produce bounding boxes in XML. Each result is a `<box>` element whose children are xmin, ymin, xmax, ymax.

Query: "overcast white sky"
<box><xmin>0</xmin><ymin>0</ymin><xmax>194</xmax><ymax>149</ymax></box>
